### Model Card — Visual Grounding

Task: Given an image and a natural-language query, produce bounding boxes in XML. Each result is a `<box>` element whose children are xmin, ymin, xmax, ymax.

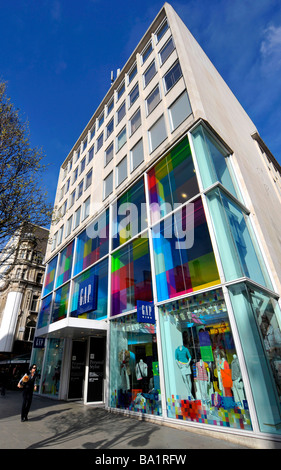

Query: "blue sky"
<box><xmin>1</xmin><ymin>0</ymin><xmax>281</xmax><ymax>209</ymax></box>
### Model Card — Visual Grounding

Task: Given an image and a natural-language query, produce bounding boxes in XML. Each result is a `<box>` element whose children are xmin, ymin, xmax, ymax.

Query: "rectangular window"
<box><xmin>96</xmin><ymin>132</ymin><xmax>103</xmax><ymax>152</ymax></box>
<box><xmin>85</xmin><ymin>169</ymin><xmax>92</xmax><ymax>189</ymax></box>
<box><xmin>98</xmin><ymin>112</ymin><xmax>104</xmax><ymax>128</ymax></box>
<box><xmin>168</xmin><ymin>90</ymin><xmax>192</xmax><ymax>131</ymax></box>
<box><xmin>159</xmin><ymin>36</ymin><xmax>175</xmax><ymax>64</ymax></box>
<box><xmin>80</xmin><ymin>157</ymin><xmax>86</xmax><ymax>174</ymax></box>
<box><xmin>105</xmin><ymin>142</ymin><xmax>114</xmax><ymax>167</ymax></box>
<box><xmin>70</xmin><ymin>189</ymin><xmax>76</xmax><ymax>208</ymax></box>
<box><xmin>82</xmin><ymin>196</ymin><xmax>91</xmax><ymax>221</ymax></box>
<box><xmin>107</xmin><ymin>97</ymin><xmax>114</xmax><ymax>116</ymax></box>
<box><xmin>129</xmin><ymin>83</ymin><xmax>139</xmax><ymax>107</ymax></box>
<box><xmin>163</xmin><ymin>61</ymin><xmax>182</xmax><ymax>93</ymax></box>
<box><xmin>68</xmin><ymin>159</ymin><xmax>72</xmax><ymax>172</ymax></box>
<box><xmin>83</xmin><ymin>137</ymin><xmax>88</xmax><ymax>152</ymax></box>
<box><xmin>142</xmin><ymin>42</ymin><xmax>153</xmax><ymax>64</ymax></box>
<box><xmin>65</xmin><ymin>178</ymin><xmax>70</xmax><ymax>193</ymax></box>
<box><xmin>130</xmin><ymin>139</ymin><xmax>144</xmax><ymax>172</ymax></box>
<box><xmin>75</xmin><ymin>147</ymin><xmax>80</xmax><ymax>162</ymax></box>
<box><xmin>156</xmin><ymin>19</ymin><xmax>169</xmax><ymax>42</ymax></box>
<box><xmin>117</xmin><ymin>101</ymin><xmax>126</xmax><ymax>124</ymax></box>
<box><xmin>143</xmin><ymin>60</ymin><xmax>156</xmax><ymax>87</ymax></box>
<box><xmin>90</xmin><ymin>125</ymin><xmax>95</xmax><ymax>141</ymax></box>
<box><xmin>51</xmin><ymin>232</ymin><xmax>57</xmax><ymax>252</ymax></box>
<box><xmin>77</xmin><ymin>180</ymin><xmax>83</xmax><ymax>200</ymax></box>
<box><xmin>59</xmin><ymin>185</ymin><xmax>65</xmax><ymax>201</ymax></box>
<box><xmin>116</xmin><ymin>127</ymin><xmax>126</xmax><ymax>152</ymax></box>
<box><xmin>65</xmin><ymin>215</ymin><xmax>73</xmax><ymax>238</ymax></box>
<box><xmin>58</xmin><ymin>225</ymin><xmax>64</xmax><ymax>245</ymax></box>
<box><xmin>74</xmin><ymin>206</ymin><xmax>81</xmax><ymax>229</ymax></box>
<box><xmin>130</xmin><ymin>108</ymin><xmax>141</xmax><ymax>136</ymax></box>
<box><xmin>146</xmin><ymin>85</ymin><xmax>161</xmax><ymax>115</ymax></box>
<box><xmin>88</xmin><ymin>145</ymin><xmax>94</xmax><ymax>164</ymax></box>
<box><xmin>117</xmin><ymin>81</ymin><xmax>125</xmax><ymax>101</ymax></box>
<box><xmin>128</xmin><ymin>63</ymin><xmax>137</xmax><ymax>84</ymax></box>
<box><xmin>104</xmin><ymin>171</ymin><xmax>113</xmax><ymax>199</ymax></box>
<box><xmin>72</xmin><ymin>167</ymin><xmax>78</xmax><ymax>184</ymax></box>
<box><xmin>116</xmin><ymin>156</ymin><xmax>127</xmax><ymax>186</ymax></box>
<box><xmin>148</xmin><ymin>115</ymin><xmax>167</xmax><ymax>153</ymax></box>
<box><xmin>106</xmin><ymin>118</ymin><xmax>114</xmax><ymax>138</ymax></box>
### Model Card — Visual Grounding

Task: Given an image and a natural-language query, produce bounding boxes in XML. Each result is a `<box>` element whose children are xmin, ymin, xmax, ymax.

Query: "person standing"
<box><xmin>18</xmin><ymin>364</ymin><xmax>37</xmax><ymax>422</ymax></box>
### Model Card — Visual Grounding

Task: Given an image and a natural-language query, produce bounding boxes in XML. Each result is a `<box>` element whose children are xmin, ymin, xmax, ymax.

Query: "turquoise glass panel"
<box><xmin>42</xmin><ymin>256</ymin><xmax>57</xmax><ymax>296</ymax></box>
<box><xmin>70</xmin><ymin>258</ymin><xmax>108</xmax><ymax>320</ymax></box>
<box><xmin>41</xmin><ymin>338</ymin><xmax>64</xmax><ymax>396</ymax></box>
<box><xmin>37</xmin><ymin>294</ymin><xmax>52</xmax><ymax>329</ymax></box>
<box><xmin>56</xmin><ymin>241</ymin><xmax>75</xmax><ymax>288</ymax></box>
<box><xmin>74</xmin><ymin>209</ymin><xmax>109</xmax><ymax>276</ymax></box>
<box><xmin>51</xmin><ymin>282</ymin><xmax>70</xmax><ymax>323</ymax></box>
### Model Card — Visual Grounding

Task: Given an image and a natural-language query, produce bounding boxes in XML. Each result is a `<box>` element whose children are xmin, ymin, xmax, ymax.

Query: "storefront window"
<box><xmin>42</xmin><ymin>256</ymin><xmax>57</xmax><ymax>296</ymax></box>
<box><xmin>51</xmin><ymin>282</ymin><xmax>70</xmax><ymax>323</ymax></box>
<box><xmin>74</xmin><ymin>209</ymin><xmax>109</xmax><ymax>276</ymax></box>
<box><xmin>207</xmin><ymin>187</ymin><xmax>272</xmax><ymax>288</ymax></box>
<box><xmin>147</xmin><ymin>137</ymin><xmax>198</xmax><ymax>223</ymax></box>
<box><xmin>30</xmin><ymin>347</ymin><xmax>44</xmax><ymax>394</ymax></box>
<box><xmin>109</xmin><ymin>313</ymin><xmax>161</xmax><ymax>415</ymax></box>
<box><xmin>112</xmin><ymin>178</ymin><xmax>147</xmax><ymax>249</ymax></box>
<box><xmin>56</xmin><ymin>241</ymin><xmax>75</xmax><ymax>288</ymax></box>
<box><xmin>159</xmin><ymin>288</ymin><xmax>252</xmax><ymax>431</ymax></box>
<box><xmin>228</xmin><ymin>283</ymin><xmax>281</xmax><ymax>434</ymax></box>
<box><xmin>37</xmin><ymin>294</ymin><xmax>52</xmax><ymax>329</ymax></box>
<box><xmin>41</xmin><ymin>338</ymin><xmax>64</xmax><ymax>397</ymax></box>
<box><xmin>111</xmin><ymin>236</ymin><xmax>153</xmax><ymax>315</ymax></box>
<box><xmin>152</xmin><ymin>197</ymin><xmax>220</xmax><ymax>302</ymax></box>
<box><xmin>70</xmin><ymin>258</ymin><xmax>108</xmax><ymax>320</ymax></box>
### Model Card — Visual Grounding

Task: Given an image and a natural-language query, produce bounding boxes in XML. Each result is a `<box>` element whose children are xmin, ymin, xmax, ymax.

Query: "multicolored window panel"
<box><xmin>152</xmin><ymin>197</ymin><xmax>220</xmax><ymax>302</ymax></box>
<box><xmin>147</xmin><ymin>137</ymin><xmax>199</xmax><ymax>223</ymax></box>
<box><xmin>42</xmin><ymin>256</ymin><xmax>58</xmax><ymax>297</ymax></box>
<box><xmin>111</xmin><ymin>235</ymin><xmax>153</xmax><ymax>316</ymax></box>
<box><xmin>37</xmin><ymin>294</ymin><xmax>52</xmax><ymax>329</ymax></box>
<box><xmin>56</xmin><ymin>241</ymin><xmax>75</xmax><ymax>288</ymax></box>
<box><xmin>112</xmin><ymin>177</ymin><xmax>147</xmax><ymax>250</ymax></box>
<box><xmin>51</xmin><ymin>282</ymin><xmax>70</xmax><ymax>323</ymax></box>
<box><xmin>74</xmin><ymin>209</ymin><xmax>109</xmax><ymax>276</ymax></box>
<box><xmin>70</xmin><ymin>258</ymin><xmax>108</xmax><ymax>320</ymax></box>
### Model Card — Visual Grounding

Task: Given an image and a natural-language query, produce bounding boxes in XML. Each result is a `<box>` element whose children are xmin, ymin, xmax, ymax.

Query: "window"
<box><xmin>143</xmin><ymin>60</ymin><xmax>156</xmax><ymax>87</ymax></box>
<box><xmin>116</xmin><ymin>127</ymin><xmax>126</xmax><ymax>151</ymax></box>
<box><xmin>70</xmin><ymin>189</ymin><xmax>76</xmax><ymax>207</ymax></box>
<box><xmin>142</xmin><ymin>42</ymin><xmax>153</xmax><ymax>64</ymax></box>
<box><xmin>58</xmin><ymin>225</ymin><xmax>64</xmax><ymax>245</ymax></box>
<box><xmin>83</xmin><ymin>136</ymin><xmax>88</xmax><ymax>152</ymax></box>
<box><xmin>24</xmin><ymin>320</ymin><xmax>36</xmax><ymax>342</ymax></box>
<box><xmin>82</xmin><ymin>196</ymin><xmax>91</xmax><ymax>220</ymax></box>
<box><xmin>88</xmin><ymin>145</ymin><xmax>94</xmax><ymax>164</ymax></box>
<box><xmin>117</xmin><ymin>81</ymin><xmax>125</xmax><ymax>101</ymax></box>
<box><xmin>128</xmin><ymin>63</ymin><xmax>137</xmax><ymax>84</ymax></box>
<box><xmin>96</xmin><ymin>132</ymin><xmax>103</xmax><ymax>152</ymax></box>
<box><xmin>61</xmin><ymin>200</ymin><xmax>67</xmax><ymax>217</ymax></box>
<box><xmin>148</xmin><ymin>115</ymin><xmax>167</xmax><ymax>153</ymax></box>
<box><xmin>159</xmin><ymin>37</ymin><xmax>175</xmax><ymax>64</ymax></box>
<box><xmin>156</xmin><ymin>19</ymin><xmax>168</xmax><ymax>42</ymax></box>
<box><xmin>106</xmin><ymin>118</ymin><xmax>114</xmax><ymax>138</ymax></box>
<box><xmin>85</xmin><ymin>169</ymin><xmax>92</xmax><ymax>189</ymax></box>
<box><xmin>130</xmin><ymin>108</ymin><xmax>141</xmax><ymax>136</ymax></box>
<box><xmin>117</xmin><ymin>101</ymin><xmax>126</xmax><ymax>124</ymax></box>
<box><xmin>130</xmin><ymin>139</ymin><xmax>144</xmax><ymax>172</ymax></box>
<box><xmin>146</xmin><ymin>85</ymin><xmax>161</xmax><ymax>114</ymax></box>
<box><xmin>75</xmin><ymin>147</ymin><xmax>80</xmax><ymax>162</ymax></box>
<box><xmin>107</xmin><ymin>98</ymin><xmax>114</xmax><ymax>116</ymax></box>
<box><xmin>65</xmin><ymin>178</ymin><xmax>70</xmax><ymax>193</ymax></box>
<box><xmin>77</xmin><ymin>180</ymin><xmax>83</xmax><ymax>200</ymax></box>
<box><xmin>104</xmin><ymin>171</ymin><xmax>113</xmax><ymax>199</ymax></box>
<box><xmin>74</xmin><ymin>206</ymin><xmax>81</xmax><ymax>229</ymax></box>
<box><xmin>51</xmin><ymin>232</ymin><xmax>58</xmax><ymax>251</ymax></box>
<box><xmin>168</xmin><ymin>90</ymin><xmax>192</xmax><ymax>131</ymax></box>
<box><xmin>30</xmin><ymin>295</ymin><xmax>39</xmax><ymax>312</ymax></box>
<box><xmin>68</xmin><ymin>159</ymin><xmax>72</xmax><ymax>172</ymax></box>
<box><xmin>98</xmin><ymin>112</ymin><xmax>104</xmax><ymax>128</ymax></box>
<box><xmin>80</xmin><ymin>157</ymin><xmax>86</xmax><ymax>174</ymax></box>
<box><xmin>129</xmin><ymin>83</ymin><xmax>139</xmax><ymax>107</ymax></box>
<box><xmin>90</xmin><ymin>125</ymin><xmax>95</xmax><ymax>141</ymax></box>
<box><xmin>59</xmin><ymin>185</ymin><xmax>64</xmax><ymax>201</ymax></box>
<box><xmin>72</xmin><ymin>167</ymin><xmax>78</xmax><ymax>184</ymax></box>
<box><xmin>105</xmin><ymin>142</ymin><xmax>114</xmax><ymax>166</ymax></box>
<box><xmin>65</xmin><ymin>215</ymin><xmax>73</xmax><ymax>237</ymax></box>
<box><xmin>116</xmin><ymin>156</ymin><xmax>127</xmax><ymax>186</ymax></box>
<box><xmin>163</xmin><ymin>60</ymin><xmax>182</xmax><ymax>93</ymax></box>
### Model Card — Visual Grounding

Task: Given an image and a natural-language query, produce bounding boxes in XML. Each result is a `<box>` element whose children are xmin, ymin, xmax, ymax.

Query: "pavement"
<box><xmin>0</xmin><ymin>390</ymin><xmax>274</xmax><ymax>453</ymax></box>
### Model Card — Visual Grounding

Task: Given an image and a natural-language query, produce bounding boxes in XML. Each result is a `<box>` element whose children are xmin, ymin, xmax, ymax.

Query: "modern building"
<box><xmin>32</xmin><ymin>3</ymin><xmax>281</xmax><ymax>446</ymax></box>
<box><xmin>0</xmin><ymin>224</ymin><xmax>49</xmax><ymax>360</ymax></box>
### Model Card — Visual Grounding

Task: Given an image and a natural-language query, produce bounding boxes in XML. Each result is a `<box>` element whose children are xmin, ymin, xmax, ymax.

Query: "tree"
<box><xmin>0</xmin><ymin>81</ymin><xmax>52</xmax><ymax>272</ymax></box>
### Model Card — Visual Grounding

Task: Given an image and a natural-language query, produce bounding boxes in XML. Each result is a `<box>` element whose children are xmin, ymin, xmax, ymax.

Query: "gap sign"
<box><xmin>137</xmin><ymin>300</ymin><xmax>155</xmax><ymax>324</ymax></box>
<box><xmin>77</xmin><ymin>274</ymin><xmax>98</xmax><ymax>315</ymax></box>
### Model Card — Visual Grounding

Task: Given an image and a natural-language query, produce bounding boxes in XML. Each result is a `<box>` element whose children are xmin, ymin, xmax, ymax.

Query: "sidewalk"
<box><xmin>0</xmin><ymin>390</ymin><xmax>269</xmax><ymax>451</ymax></box>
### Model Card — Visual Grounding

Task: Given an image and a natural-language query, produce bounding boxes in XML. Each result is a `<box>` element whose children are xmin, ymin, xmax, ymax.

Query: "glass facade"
<box><xmin>41</xmin><ymin>338</ymin><xmax>64</xmax><ymax>396</ymax></box>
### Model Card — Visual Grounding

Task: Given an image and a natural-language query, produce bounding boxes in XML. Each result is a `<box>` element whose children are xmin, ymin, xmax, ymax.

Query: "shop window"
<box><xmin>109</xmin><ymin>312</ymin><xmax>161</xmax><ymax>416</ymax></box>
<box><xmin>56</xmin><ymin>241</ymin><xmax>75</xmax><ymax>288</ymax></box>
<box><xmin>159</xmin><ymin>288</ymin><xmax>252</xmax><ymax>431</ymax></box>
<box><xmin>207</xmin><ymin>187</ymin><xmax>272</xmax><ymax>288</ymax></box>
<box><xmin>37</xmin><ymin>294</ymin><xmax>52</xmax><ymax>329</ymax></box>
<box><xmin>112</xmin><ymin>177</ymin><xmax>146</xmax><ymax>249</ymax></box>
<box><xmin>111</xmin><ymin>236</ymin><xmax>153</xmax><ymax>316</ymax></box>
<box><xmin>70</xmin><ymin>258</ymin><xmax>108</xmax><ymax>320</ymax></box>
<box><xmin>51</xmin><ymin>282</ymin><xmax>70</xmax><ymax>323</ymax></box>
<box><xmin>42</xmin><ymin>256</ymin><xmax>58</xmax><ymax>297</ymax></box>
<box><xmin>74</xmin><ymin>209</ymin><xmax>109</xmax><ymax>276</ymax></box>
<box><xmin>147</xmin><ymin>136</ymin><xmax>199</xmax><ymax>223</ymax></box>
<box><xmin>41</xmin><ymin>338</ymin><xmax>64</xmax><ymax>397</ymax></box>
<box><xmin>152</xmin><ymin>197</ymin><xmax>220</xmax><ymax>302</ymax></box>
<box><xmin>228</xmin><ymin>283</ymin><xmax>281</xmax><ymax>435</ymax></box>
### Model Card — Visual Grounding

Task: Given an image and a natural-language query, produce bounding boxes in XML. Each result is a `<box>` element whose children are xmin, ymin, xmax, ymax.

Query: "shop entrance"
<box><xmin>68</xmin><ymin>340</ymin><xmax>87</xmax><ymax>400</ymax></box>
<box><xmin>87</xmin><ymin>336</ymin><xmax>106</xmax><ymax>403</ymax></box>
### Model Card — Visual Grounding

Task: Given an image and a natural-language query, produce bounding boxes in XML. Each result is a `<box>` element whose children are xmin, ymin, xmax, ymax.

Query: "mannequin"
<box><xmin>195</xmin><ymin>359</ymin><xmax>210</xmax><ymax>403</ymax></box>
<box><xmin>136</xmin><ymin>359</ymin><xmax>148</xmax><ymax>392</ymax></box>
<box><xmin>217</xmin><ymin>351</ymin><xmax>232</xmax><ymax>397</ymax></box>
<box><xmin>231</xmin><ymin>354</ymin><xmax>245</xmax><ymax>407</ymax></box>
<box><xmin>175</xmin><ymin>345</ymin><xmax>193</xmax><ymax>398</ymax></box>
<box><xmin>118</xmin><ymin>349</ymin><xmax>131</xmax><ymax>391</ymax></box>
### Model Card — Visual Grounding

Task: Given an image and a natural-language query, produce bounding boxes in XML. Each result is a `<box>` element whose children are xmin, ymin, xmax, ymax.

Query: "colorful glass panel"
<box><xmin>74</xmin><ymin>209</ymin><xmax>109</xmax><ymax>276</ymax></box>
<box><xmin>56</xmin><ymin>241</ymin><xmax>75</xmax><ymax>288</ymax></box>
<box><xmin>111</xmin><ymin>236</ymin><xmax>153</xmax><ymax>316</ymax></box>
<box><xmin>42</xmin><ymin>256</ymin><xmax>57</xmax><ymax>296</ymax></box>
<box><xmin>37</xmin><ymin>294</ymin><xmax>52</xmax><ymax>329</ymax></box>
<box><xmin>152</xmin><ymin>197</ymin><xmax>220</xmax><ymax>301</ymax></box>
<box><xmin>52</xmin><ymin>282</ymin><xmax>70</xmax><ymax>323</ymax></box>
<box><xmin>70</xmin><ymin>258</ymin><xmax>108</xmax><ymax>320</ymax></box>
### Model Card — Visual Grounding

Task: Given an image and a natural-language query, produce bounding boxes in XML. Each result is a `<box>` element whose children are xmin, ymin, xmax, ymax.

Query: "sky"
<box><xmin>1</xmin><ymin>0</ymin><xmax>281</xmax><ymax>210</ymax></box>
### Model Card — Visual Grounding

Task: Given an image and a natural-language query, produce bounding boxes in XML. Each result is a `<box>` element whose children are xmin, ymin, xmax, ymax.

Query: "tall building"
<box><xmin>32</xmin><ymin>3</ymin><xmax>281</xmax><ymax>445</ymax></box>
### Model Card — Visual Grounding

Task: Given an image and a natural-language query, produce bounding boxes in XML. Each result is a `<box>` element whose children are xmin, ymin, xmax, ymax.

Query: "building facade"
<box><xmin>32</xmin><ymin>3</ymin><xmax>281</xmax><ymax>445</ymax></box>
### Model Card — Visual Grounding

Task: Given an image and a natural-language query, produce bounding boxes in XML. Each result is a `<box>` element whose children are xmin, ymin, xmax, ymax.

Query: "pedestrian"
<box><xmin>17</xmin><ymin>364</ymin><xmax>37</xmax><ymax>422</ymax></box>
